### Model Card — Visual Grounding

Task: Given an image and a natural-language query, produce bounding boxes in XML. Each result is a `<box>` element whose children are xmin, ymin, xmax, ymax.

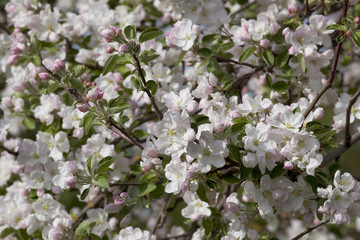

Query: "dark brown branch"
<box><xmin>109</xmin><ymin>180</ymin><xmax>163</xmax><ymax>187</ymax></box>
<box><xmin>132</xmin><ymin>54</ymin><xmax>163</xmax><ymax>120</ymax></box>
<box><xmin>345</xmin><ymin>87</ymin><xmax>360</xmax><ymax>147</ymax></box>
<box><xmin>321</xmin><ymin>130</ymin><xmax>360</xmax><ymax>167</ymax></box>
<box><xmin>303</xmin><ymin>0</ymin><xmax>349</xmax><ymax>119</ymax></box>
<box><xmin>214</xmin><ymin>55</ymin><xmax>264</xmax><ymax>69</ymax></box>
<box><xmin>0</xmin><ymin>144</ymin><xmax>18</xmax><ymax>156</ymax></box>
<box><xmin>290</xmin><ymin>220</ymin><xmax>330</xmax><ymax>240</ymax></box>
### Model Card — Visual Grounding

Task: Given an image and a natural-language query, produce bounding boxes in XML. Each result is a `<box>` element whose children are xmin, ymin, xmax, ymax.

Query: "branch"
<box><xmin>132</xmin><ymin>54</ymin><xmax>163</xmax><ymax>120</ymax></box>
<box><xmin>290</xmin><ymin>220</ymin><xmax>330</xmax><ymax>240</ymax></box>
<box><xmin>72</xmin><ymin>193</ymin><xmax>105</xmax><ymax>229</ymax></box>
<box><xmin>345</xmin><ymin>87</ymin><xmax>360</xmax><ymax>147</ymax></box>
<box><xmin>230</xmin><ymin>1</ymin><xmax>258</xmax><ymax>19</ymax></box>
<box><xmin>109</xmin><ymin>180</ymin><xmax>163</xmax><ymax>187</ymax></box>
<box><xmin>214</xmin><ymin>55</ymin><xmax>264</xmax><ymax>69</ymax></box>
<box><xmin>151</xmin><ymin>195</ymin><xmax>171</xmax><ymax>234</ymax></box>
<box><xmin>321</xmin><ymin>130</ymin><xmax>360</xmax><ymax>167</ymax></box>
<box><xmin>303</xmin><ymin>0</ymin><xmax>349</xmax><ymax>119</ymax></box>
<box><xmin>0</xmin><ymin>144</ymin><xmax>18</xmax><ymax>156</ymax></box>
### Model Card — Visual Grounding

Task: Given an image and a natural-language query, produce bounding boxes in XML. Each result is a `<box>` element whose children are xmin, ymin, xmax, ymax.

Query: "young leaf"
<box><xmin>261</xmin><ymin>51</ymin><xmax>275</xmax><ymax>67</ymax></box>
<box><xmin>297</xmin><ymin>54</ymin><xmax>306</xmax><ymax>73</ymax></box>
<box><xmin>351</xmin><ymin>32</ymin><xmax>360</xmax><ymax>48</ymax></box>
<box><xmin>131</xmin><ymin>76</ymin><xmax>141</xmax><ymax>90</ymax></box>
<box><xmin>202</xmin><ymin>34</ymin><xmax>220</xmax><ymax>44</ymax></box>
<box><xmin>81</xmin><ymin>112</ymin><xmax>96</xmax><ymax>135</ymax></box>
<box><xmin>22</xmin><ymin>118</ymin><xmax>36</xmax><ymax>130</ymax></box>
<box><xmin>96</xmin><ymin>156</ymin><xmax>115</xmax><ymax>174</ymax></box>
<box><xmin>239</xmin><ymin>46</ymin><xmax>256</xmax><ymax>63</ymax></box>
<box><xmin>138</xmin><ymin>182</ymin><xmax>157</xmax><ymax>196</ymax></box>
<box><xmin>103</xmin><ymin>55</ymin><xmax>120</xmax><ymax>75</ymax></box>
<box><xmin>75</xmin><ymin>220</ymin><xmax>95</xmax><ymax>237</ymax></box>
<box><xmin>145</xmin><ymin>80</ymin><xmax>158</xmax><ymax>95</ymax></box>
<box><xmin>198</xmin><ymin>48</ymin><xmax>213</xmax><ymax>58</ymax></box>
<box><xmin>139</xmin><ymin>27</ymin><xmax>163</xmax><ymax>43</ymax></box>
<box><xmin>325</xmin><ymin>24</ymin><xmax>347</xmax><ymax>31</ymax></box>
<box><xmin>124</xmin><ymin>25</ymin><xmax>136</xmax><ymax>39</ymax></box>
<box><xmin>276</xmin><ymin>52</ymin><xmax>289</xmax><ymax>69</ymax></box>
<box><xmin>92</xmin><ymin>175</ymin><xmax>110</xmax><ymax>188</ymax></box>
<box><xmin>272</xmin><ymin>81</ymin><xmax>289</xmax><ymax>91</ymax></box>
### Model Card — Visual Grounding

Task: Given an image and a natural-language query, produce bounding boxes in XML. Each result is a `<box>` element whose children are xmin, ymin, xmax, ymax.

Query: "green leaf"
<box><xmin>270</xmin><ymin>163</ymin><xmax>286</xmax><ymax>179</ymax></box>
<box><xmin>47</xmin><ymin>81</ymin><xmax>60</xmax><ymax>93</ymax></box>
<box><xmin>109</xmin><ymin>102</ymin><xmax>130</xmax><ymax>114</ymax></box>
<box><xmin>261</xmin><ymin>51</ymin><xmax>275</xmax><ymax>67</ymax></box>
<box><xmin>141</xmin><ymin>171</ymin><xmax>158</xmax><ymax>183</ymax></box>
<box><xmin>133</xmin><ymin>129</ymin><xmax>148</xmax><ymax>139</ymax></box>
<box><xmin>272</xmin><ymin>81</ymin><xmax>289</xmax><ymax>91</ymax></box>
<box><xmin>336</xmin><ymin>34</ymin><xmax>345</xmax><ymax>43</ymax></box>
<box><xmin>304</xmin><ymin>175</ymin><xmax>318</xmax><ymax>193</ymax></box>
<box><xmin>103</xmin><ymin>54</ymin><xmax>120</xmax><ymax>75</ymax></box>
<box><xmin>202</xmin><ymin>34</ymin><xmax>220</xmax><ymax>44</ymax></box>
<box><xmin>222</xmin><ymin>173</ymin><xmax>240</xmax><ymax>183</ymax></box>
<box><xmin>81</xmin><ymin>112</ymin><xmax>96</xmax><ymax>135</ymax></box>
<box><xmin>124</xmin><ymin>25</ymin><xmax>136</xmax><ymax>39</ymax></box>
<box><xmin>138</xmin><ymin>182</ymin><xmax>157</xmax><ymax>196</ymax></box>
<box><xmin>92</xmin><ymin>175</ymin><xmax>109</xmax><ymax>188</ymax></box>
<box><xmin>131</xmin><ymin>77</ymin><xmax>141</xmax><ymax>90</ymax></box>
<box><xmin>231</xmin><ymin>117</ymin><xmax>249</xmax><ymax>133</ymax></box>
<box><xmin>72</xmin><ymin>65</ymin><xmax>86</xmax><ymax>77</ymax></box>
<box><xmin>198</xmin><ymin>48</ymin><xmax>213</xmax><ymax>58</ymax></box>
<box><xmin>297</xmin><ymin>54</ymin><xmax>306</xmax><ymax>73</ymax></box>
<box><xmin>207</xmin><ymin>58</ymin><xmax>221</xmax><ymax>73</ymax></box>
<box><xmin>206</xmin><ymin>179</ymin><xmax>219</xmax><ymax>190</ymax></box>
<box><xmin>202</xmin><ymin>218</ymin><xmax>213</xmax><ymax>237</ymax></box>
<box><xmin>80</xmin><ymin>188</ymin><xmax>90</xmax><ymax>200</ymax></box>
<box><xmin>145</xmin><ymin>80</ymin><xmax>158</xmax><ymax>95</ymax></box>
<box><xmin>0</xmin><ymin>228</ymin><xmax>14</xmax><ymax>238</ymax></box>
<box><xmin>86</xmin><ymin>156</ymin><xmax>95</xmax><ymax>176</ymax></box>
<box><xmin>194</xmin><ymin>115</ymin><xmax>210</xmax><ymax>125</ymax></box>
<box><xmin>96</xmin><ymin>156</ymin><xmax>115</xmax><ymax>174</ymax></box>
<box><xmin>139</xmin><ymin>49</ymin><xmax>160</xmax><ymax>64</ymax></box>
<box><xmin>239</xmin><ymin>46</ymin><xmax>256</xmax><ymax>63</ymax></box>
<box><xmin>70</xmin><ymin>78</ymin><xmax>83</xmax><ymax>91</ymax></box>
<box><xmin>22</xmin><ymin>118</ymin><xmax>36</xmax><ymax>130</ymax></box>
<box><xmin>139</xmin><ymin>27</ymin><xmax>163</xmax><ymax>43</ymax></box>
<box><xmin>276</xmin><ymin>52</ymin><xmax>289</xmax><ymax>69</ymax></box>
<box><xmin>351</xmin><ymin>32</ymin><xmax>360</xmax><ymax>48</ymax></box>
<box><xmin>75</xmin><ymin>220</ymin><xmax>95</xmax><ymax>237</ymax></box>
<box><xmin>240</xmin><ymin>165</ymin><xmax>252</xmax><ymax>180</ymax></box>
<box><xmin>175</xmin><ymin>51</ymin><xmax>186</xmax><ymax>66</ymax></box>
<box><xmin>328</xmin><ymin>162</ymin><xmax>342</xmax><ymax>178</ymax></box>
<box><xmin>325</xmin><ymin>24</ymin><xmax>347</xmax><ymax>31</ymax></box>
<box><xmin>228</xmin><ymin>144</ymin><xmax>241</xmax><ymax>163</ymax></box>
<box><xmin>30</xmin><ymin>54</ymin><xmax>41</xmax><ymax>66</ymax></box>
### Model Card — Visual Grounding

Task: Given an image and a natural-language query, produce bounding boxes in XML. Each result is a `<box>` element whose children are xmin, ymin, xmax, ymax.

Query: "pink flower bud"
<box><xmin>51</xmin><ymin>59</ymin><xmax>65</xmax><ymax>72</ymax></box>
<box><xmin>166</xmin><ymin>31</ymin><xmax>176</xmax><ymax>47</ymax></box>
<box><xmin>7</xmin><ymin>55</ymin><xmax>18</xmax><ymax>65</ymax></box>
<box><xmin>118</xmin><ymin>44</ymin><xmax>128</xmax><ymax>53</ymax></box>
<box><xmin>104</xmin><ymin>203</ymin><xmax>121</xmax><ymax>213</ymax></box>
<box><xmin>186</xmin><ymin>100</ymin><xmax>198</xmax><ymax>113</ymax></box>
<box><xmin>76</xmin><ymin>103</ymin><xmax>88</xmax><ymax>112</ymax></box>
<box><xmin>38</xmin><ymin>72</ymin><xmax>50</xmax><ymax>80</ymax></box>
<box><xmin>86</xmin><ymin>87</ymin><xmax>99</xmax><ymax>100</ymax></box>
<box><xmin>284</xmin><ymin>161</ymin><xmax>293</xmax><ymax>170</ymax></box>
<box><xmin>65</xmin><ymin>176</ymin><xmax>77</xmax><ymax>187</ymax></box>
<box><xmin>288</xmin><ymin>46</ymin><xmax>298</xmax><ymax>55</ymax></box>
<box><xmin>120</xmin><ymin>214</ymin><xmax>132</xmax><ymax>228</ymax></box>
<box><xmin>209</xmin><ymin>73</ymin><xmax>218</xmax><ymax>86</ymax></box>
<box><xmin>146</xmin><ymin>148</ymin><xmax>158</xmax><ymax>158</ymax></box>
<box><xmin>355</xmin><ymin>16</ymin><xmax>360</xmax><ymax>24</ymax></box>
<box><xmin>269</xmin><ymin>22</ymin><xmax>281</xmax><ymax>35</ymax></box>
<box><xmin>49</xmin><ymin>32</ymin><xmax>60</xmax><ymax>42</ymax></box>
<box><xmin>120</xmin><ymin>192</ymin><xmax>128</xmax><ymax>198</ymax></box>
<box><xmin>142</xmin><ymin>164</ymin><xmax>153</xmax><ymax>172</ymax></box>
<box><xmin>52</xmin><ymin>186</ymin><xmax>61</xmax><ymax>194</ymax></box>
<box><xmin>282</xmin><ymin>27</ymin><xmax>291</xmax><ymax>36</ymax></box>
<box><xmin>314</xmin><ymin>107</ymin><xmax>324</xmax><ymax>120</ymax></box>
<box><xmin>96</xmin><ymin>87</ymin><xmax>104</xmax><ymax>100</ymax></box>
<box><xmin>49</xmin><ymin>230</ymin><xmax>63</xmax><ymax>240</ymax></box>
<box><xmin>106</xmin><ymin>45</ymin><xmax>115</xmax><ymax>53</ymax></box>
<box><xmin>260</xmin><ymin>38</ymin><xmax>270</xmax><ymax>48</ymax></box>
<box><xmin>98</xmin><ymin>26</ymin><xmax>116</xmax><ymax>42</ymax></box>
<box><xmin>73</xmin><ymin>128</ymin><xmax>84</xmax><ymax>139</ymax></box>
<box><xmin>11</xmin><ymin>46</ymin><xmax>21</xmax><ymax>55</ymax></box>
<box><xmin>181</xmin><ymin>180</ymin><xmax>190</xmax><ymax>193</ymax></box>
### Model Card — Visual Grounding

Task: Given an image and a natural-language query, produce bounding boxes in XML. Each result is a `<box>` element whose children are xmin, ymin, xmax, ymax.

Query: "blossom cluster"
<box><xmin>1</xmin><ymin>0</ymin><xmax>360</xmax><ymax>239</ymax></box>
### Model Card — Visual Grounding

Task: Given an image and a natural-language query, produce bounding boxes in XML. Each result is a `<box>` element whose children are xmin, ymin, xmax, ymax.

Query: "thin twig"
<box><xmin>132</xmin><ymin>54</ymin><xmax>163</xmax><ymax>120</ymax></box>
<box><xmin>230</xmin><ymin>1</ymin><xmax>258</xmax><ymax>19</ymax></box>
<box><xmin>0</xmin><ymin>144</ymin><xmax>18</xmax><ymax>156</ymax></box>
<box><xmin>290</xmin><ymin>220</ymin><xmax>330</xmax><ymax>240</ymax></box>
<box><xmin>303</xmin><ymin>0</ymin><xmax>349</xmax><ymax>119</ymax></box>
<box><xmin>214</xmin><ymin>55</ymin><xmax>264</xmax><ymax>69</ymax></box>
<box><xmin>110</xmin><ymin>180</ymin><xmax>163</xmax><ymax>187</ymax></box>
<box><xmin>321</xmin><ymin>130</ymin><xmax>360</xmax><ymax>167</ymax></box>
<box><xmin>72</xmin><ymin>193</ymin><xmax>105</xmax><ymax>229</ymax></box>
<box><xmin>345</xmin><ymin>87</ymin><xmax>360</xmax><ymax>147</ymax></box>
<box><xmin>151</xmin><ymin>195</ymin><xmax>171</xmax><ymax>234</ymax></box>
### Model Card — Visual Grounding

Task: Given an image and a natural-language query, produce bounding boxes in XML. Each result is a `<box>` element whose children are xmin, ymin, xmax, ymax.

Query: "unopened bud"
<box><xmin>52</xmin><ymin>59</ymin><xmax>65</xmax><ymax>72</ymax></box>
<box><xmin>106</xmin><ymin>45</ymin><xmax>115</xmax><ymax>53</ymax></box>
<box><xmin>7</xmin><ymin>55</ymin><xmax>18</xmax><ymax>65</ymax></box>
<box><xmin>76</xmin><ymin>103</ymin><xmax>88</xmax><ymax>112</ymax></box>
<box><xmin>284</xmin><ymin>161</ymin><xmax>293</xmax><ymax>170</ymax></box>
<box><xmin>118</xmin><ymin>44</ymin><xmax>128</xmax><ymax>53</ymax></box>
<box><xmin>65</xmin><ymin>176</ymin><xmax>77</xmax><ymax>187</ymax></box>
<box><xmin>49</xmin><ymin>32</ymin><xmax>60</xmax><ymax>42</ymax></box>
<box><xmin>120</xmin><ymin>214</ymin><xmax>132</xmax><ymax>228</ymax></box>
<box><xmin>260</xmin><ymin>38</ymin><xmax>270</xmax><ymax>48</ymax></box>
<box><xmin>355</xmin><ymin>16</ymin><xmax>360</xmax><ymax>24</ymax></box>
<box><xmin>104</xmin><ymin>203</ymin><xmax>121</xmax><ymax>213</ymax></box>
<box><xmin>38</xmin><ymin>72</ymin><xmax>50</xmax><ymax>80</ymax></box>
<box><xmin>346</xmin><ymin>31</ymin><xmax>352</xmax><ymax>37</ymax></box>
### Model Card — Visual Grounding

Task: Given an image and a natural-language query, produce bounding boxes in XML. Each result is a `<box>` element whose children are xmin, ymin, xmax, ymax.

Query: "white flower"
<box><xmin>165</xmin><ymin>159</ymin><xmax>189</xmax><ymax>194</ymax></box>
<box><xmin>33</xmin><ymin>93</ymin><xmax>62</xmax><ymax>126</ymax></box>
<box><xmin>87</xmin><ymin>209</ymin><xmax>108</xmax><ymax>235</ymax></box>
<box><xmin>187</xmin><ymin>131</ymin><xmax>228</xmax><ymax>173</ymax></box>
<box><xmin>114</xmin><ymin>226</ymin><xmax>156</xmax><ymax>240</ymax></box>
<box><xmin>17</xmin><ymin>139</ymin><xmax>50</xmax><ymax>166</ymax></box>
<box><xmin>0</xmin><ymin>152</ymin><xmax>15</xmax><ymax>186</ymax></box>
<box><xmin>28</xmin><ymin>5</ymin><xmax>61</xmax><ymax>41</ymax></box>
<box><xmin>334</xmin><ymin>171</ymin><xmax>355</xmax><ymax>192</ymax></box>
<box><xmin>181</xmin><ymin>191</ymin><xmax>211</xmax><ymax>221</ymax></box>
<box><xmin>168</xmin><ymin>19</ymin><xmax>197</xmax><ymax>51</ymax></box>
<box><xmin>37</xmin><ymin>131</ymin><xmax>70</xmax><ymax>161</ymax></box>
<box><xmin>32</xmin><ymin>194</ymin><xmax>61</xmax><ymax>222</ymax></box>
